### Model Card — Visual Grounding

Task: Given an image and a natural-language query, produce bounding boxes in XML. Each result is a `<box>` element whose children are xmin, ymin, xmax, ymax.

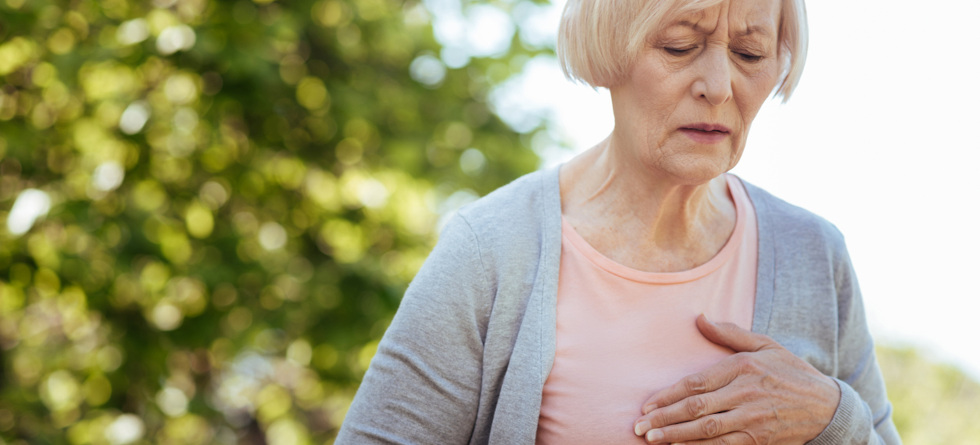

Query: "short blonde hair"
<box><xmin>557</xmin><ymin>0</ymin><xmax>808</xmax><ymax>102</ymax></box>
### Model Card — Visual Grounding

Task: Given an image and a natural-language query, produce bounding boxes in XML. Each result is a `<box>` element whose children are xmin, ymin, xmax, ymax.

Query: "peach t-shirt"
<box><xmin>536</xmin><ymin>175</ymin><xmax>758</xmax><ymax>444</ymax></box>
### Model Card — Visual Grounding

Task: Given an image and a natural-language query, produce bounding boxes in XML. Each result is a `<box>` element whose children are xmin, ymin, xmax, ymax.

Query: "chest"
<box><xmin>534</xmin><ymin>228</ymin><xmax>758</xmax><ymax>444</ymax></box>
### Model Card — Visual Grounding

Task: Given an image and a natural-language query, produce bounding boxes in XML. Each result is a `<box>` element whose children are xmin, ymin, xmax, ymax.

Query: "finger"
<box><xmin>666</xmin><ymin>431</ymin><xmax>754</xmax><ymax>445</ymax></box>
<box><xmin>696</xmin><ymin>314</ymin><xmax>773</xmax><ymax>353</ymax></box>
<box><xmin>640</xmin><ymin>359</ymin><xmax>739</xmax><ymax>414</ymax></box>
<box><xmin>640</xmin><ymin>413</ymin><xmax>740</xmax><ymax>444</ymax></box>
<box><xmin>634</xmin><ymin>392</ymin><xmax>723</xmax><ymax>434</ymax></box>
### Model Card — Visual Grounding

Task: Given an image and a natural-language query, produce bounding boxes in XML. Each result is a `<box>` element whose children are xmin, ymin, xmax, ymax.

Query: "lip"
<box><xmin>679</xmin><ymin>123</ymin><xmax>732</xmax><ymax>144</ymax></box>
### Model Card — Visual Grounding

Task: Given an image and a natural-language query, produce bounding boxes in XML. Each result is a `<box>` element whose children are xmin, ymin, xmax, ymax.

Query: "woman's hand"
<box><xmin>633</xmin><ymin>315</ymin><xmax>841</xmax><ymax>444</ymax></box>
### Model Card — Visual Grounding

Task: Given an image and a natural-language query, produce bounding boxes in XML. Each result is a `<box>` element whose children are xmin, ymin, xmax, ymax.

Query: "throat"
<box><xmin>563</xmin><ymin>174</ymin><xmax>737</xmax><ymax>273</ymax></box>
<box><xmin>571</xmin><ymin>213</ymin><xmax>735</xmax><ymax>273</ymax></box>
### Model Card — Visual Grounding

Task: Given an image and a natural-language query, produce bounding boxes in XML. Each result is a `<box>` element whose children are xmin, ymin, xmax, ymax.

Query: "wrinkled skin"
<box><xmin>633</xmin><ymin>315</ymin><xmax>840</xmax><ymax>444</ymax></box>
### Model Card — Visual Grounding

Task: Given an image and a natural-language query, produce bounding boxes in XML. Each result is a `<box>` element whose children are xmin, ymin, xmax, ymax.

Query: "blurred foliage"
<box><xmin>0</xmin><ymin>0</ymin><xmax>545</xmax><ymax>443</ymax></box>
<box><xmin>877</xmin><ymin>345</ymin><xmax>980</xmax><ymax>444</ymax></box>
<box><xmin>1</xmin><ymin>0</ymin><xmax>978</xmax><ymax>444</ymax></box>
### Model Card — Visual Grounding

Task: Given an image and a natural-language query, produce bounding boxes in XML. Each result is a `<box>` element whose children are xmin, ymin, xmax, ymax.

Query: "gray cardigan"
<box><xmin>337</xmin><ymin>167</ymin><xmax>901</xmax><ymax>444</ymax></box>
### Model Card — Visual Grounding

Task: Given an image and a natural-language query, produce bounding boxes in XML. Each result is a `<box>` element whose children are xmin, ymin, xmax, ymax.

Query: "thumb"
<box><xmin>696</xmin><ymin>313</ymin><xmax>773</xmax><ymax>353</ymax></box>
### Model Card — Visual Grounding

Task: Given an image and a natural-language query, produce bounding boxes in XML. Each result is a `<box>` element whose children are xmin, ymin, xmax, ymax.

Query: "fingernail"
<box><xmin>646</xmin><ymin>429</ymin><xmax>665</xmax><ymax>443</ymax></box>
<box><xmin>642</xmin><ymin>403</ymin><xmax>657</xmax><ymax>415</ymax></box>
<box><xmin>634</xmin><ymin>420</ymin><xmax>650</xmax><ymax>436</ymax></box>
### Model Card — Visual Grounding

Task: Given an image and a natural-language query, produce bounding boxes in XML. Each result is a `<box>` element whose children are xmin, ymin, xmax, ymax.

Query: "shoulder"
<box><xmin>448</xmin><ymin>167</ymin><xmax>560</xmax><ymax>254</ymax></box>
<box><xmin>455</xmin><ymin>168</ymin><xmax>557</xmax><ymax>230</ymax></box>
<box><xmin>739</xmin><ymin>178</ymin><xmax>848</xmax><ymax>259</ymax></box>
<box><xmin>738</xmin><ymin>179</ymin><xmax>863</xmax><ymax>373</ymax></box>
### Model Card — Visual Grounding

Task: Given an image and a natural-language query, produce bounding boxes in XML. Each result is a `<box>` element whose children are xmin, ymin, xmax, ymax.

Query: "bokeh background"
<box><xmin>0</xmin><ymin>0</ymin><xmax>977</xmax><ymax>444</ymax></box>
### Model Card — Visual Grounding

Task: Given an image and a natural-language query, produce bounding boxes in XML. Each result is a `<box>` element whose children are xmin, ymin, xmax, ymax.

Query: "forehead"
<box><xmin>668</xmin><ymin>0</ymin><xmax>780</xmax><ymax>36</ymax></box>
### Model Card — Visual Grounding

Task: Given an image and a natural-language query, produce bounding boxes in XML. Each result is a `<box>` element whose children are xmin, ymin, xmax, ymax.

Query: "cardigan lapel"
<box><xmin>486</xmin><ymin>166</ymin><xmax>563</xmax><ymax>444</ymax></box>
<box><xmin>739</xmin><ymin>178</ymin><xmax>776</xmax><ymax>336</ymax></box>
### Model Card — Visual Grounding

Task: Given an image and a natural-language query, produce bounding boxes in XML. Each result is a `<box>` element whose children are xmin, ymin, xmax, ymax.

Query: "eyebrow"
<box><xmin>735</xmin><ymin>25</ymin><xmax>772</xmax><ymax>38</ymax></box>
<box><xmin>675</xmin><ymin>20</ymin><xmax>708</xmax><ymax>33</ymax></box>
<box><xmin>673</xmin><ymin>21</ymin><xmax>774</xmax><ymax>38</ymax></box>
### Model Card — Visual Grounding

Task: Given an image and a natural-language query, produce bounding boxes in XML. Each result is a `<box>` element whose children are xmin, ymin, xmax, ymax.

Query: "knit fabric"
<box><xmin>336</xmin><ymin>166</ymin><xmax>901</xmax><ymax>445</ymax></box>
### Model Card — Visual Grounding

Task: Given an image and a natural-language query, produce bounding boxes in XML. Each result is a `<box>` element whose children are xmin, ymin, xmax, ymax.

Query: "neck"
<box><xmin>560</xmin><ymin>137</ymin><xmax>736</xmax><ymax>272</ymax></box>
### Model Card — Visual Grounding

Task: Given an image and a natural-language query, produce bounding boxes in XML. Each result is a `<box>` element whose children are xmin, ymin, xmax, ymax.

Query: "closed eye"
<box><xmin>665</xmin><ymin>47</ymin><xmax>697</xmax><ymax>56</ymax></box>
<box><xmin>734</xmin><ymin>51</ymin><xmax>763</xmax><ymax>62</ymax></box>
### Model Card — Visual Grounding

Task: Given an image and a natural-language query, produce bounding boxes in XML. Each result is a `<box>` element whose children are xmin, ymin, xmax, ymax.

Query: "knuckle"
<box><xmin>732</xmin><ymin>353</ymin><xmax>754</xmax><ymax>370</ymax></box>
<box><xmin>701</xmin><ymin>416</ymin><xmax>723</xmax><ymax>437</ymax></box>
<box><xmin>686</xmin><ymin>395</ymin><xmax>708</xmax><ymax>418</ymax></box>
<box><xmin>759</xmin><ymin>371</ymin><xmax>778</xmax><ymax>390</ymax></box>
<box><xmin>685</xmin><ymin>373</ymin><xmax>709</xmax><ymax>393</ymax></box>
<box><xmin>736</xmin><ymin>431</ymin><xmax>763</xmax><ymax>445</ymax></box>
<box><xmin>728</xmin><ymin>432</ymin><xmax>757</xmax><ymax>445</ymax></box>
<box><xmin>742</xmin><ymin>384</ymin><xmax>763</xmax><ymax>399</ymax></box>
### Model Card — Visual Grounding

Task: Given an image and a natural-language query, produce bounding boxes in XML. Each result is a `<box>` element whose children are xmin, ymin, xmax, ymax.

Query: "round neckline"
<box><xmin>560</xmin><ymin>174</ymin><xmax>747</xmax><ymax>284</ymax></box>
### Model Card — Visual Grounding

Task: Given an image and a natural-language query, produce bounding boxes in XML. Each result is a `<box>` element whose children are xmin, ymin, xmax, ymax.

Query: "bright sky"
<box><xmin>429</xmin><ymin>0</ymin><xmax>980</xmax><ymax>378</ymax></box>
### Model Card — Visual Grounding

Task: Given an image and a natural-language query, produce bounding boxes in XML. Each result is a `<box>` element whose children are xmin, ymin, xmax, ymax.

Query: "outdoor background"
<box><xmin>0</xmin><ymin>0</ymin><xmax>977</xmax><ymax>444</ymax></box>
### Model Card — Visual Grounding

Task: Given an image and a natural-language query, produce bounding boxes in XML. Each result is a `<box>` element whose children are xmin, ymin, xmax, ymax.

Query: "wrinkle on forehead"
<box><xmin>674</xmin><ymin>9</ymin><xmax>717</xmax><ymax>33</ymax></box>
<box><xmin>727</xmin><ymin>0</ymin><xmax>780</xmax><ymax>37</ymax></box>
<box><xmin>666</xmin><ymin>0</ymin><xmax>779</xmax><ymax>38</ymax></box>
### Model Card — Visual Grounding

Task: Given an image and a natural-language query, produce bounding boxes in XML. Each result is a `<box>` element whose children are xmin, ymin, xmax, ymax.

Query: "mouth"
<box><xmin>680</xmin><ymin>123</ymin><xmax>732</xmax><ymax>134</ymax></box>
<box><xmin>679</xmin><ymin>123</ymin><xmax>731</xmax><ymax>144</ymax></box>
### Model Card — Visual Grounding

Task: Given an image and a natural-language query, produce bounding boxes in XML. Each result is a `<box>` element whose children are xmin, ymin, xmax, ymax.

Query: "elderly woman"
<box><xmin>337</xmin><ymin>0</ymin><xmax>900</xmax><ymax>443</ymax></box>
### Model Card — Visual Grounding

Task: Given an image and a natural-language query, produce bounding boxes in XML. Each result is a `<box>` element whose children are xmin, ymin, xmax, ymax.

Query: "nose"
<box><xmin>692</xmin><ymin>47</ymin><xmax>733</xmax><ymax>106</ymax></box>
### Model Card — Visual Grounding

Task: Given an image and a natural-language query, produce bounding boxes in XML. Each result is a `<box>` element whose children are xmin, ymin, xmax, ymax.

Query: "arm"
<box><xmin>808</xmin><ymin>247</ymin><xmax>900</xmax><ymax>444</ymax></box>
<box><xmin>335</xmin><ymin>216</ymin><xmax>491</xmax><ymax>444</ymax></box>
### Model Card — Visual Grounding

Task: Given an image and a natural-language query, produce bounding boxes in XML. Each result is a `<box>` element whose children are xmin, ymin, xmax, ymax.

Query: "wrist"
<box><xmin>807</xmin><ymin>376</ymin><xmax>842</xmax><ymax>442</ymax></box>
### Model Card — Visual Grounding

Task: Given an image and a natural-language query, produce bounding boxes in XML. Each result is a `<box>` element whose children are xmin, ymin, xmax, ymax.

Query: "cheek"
<box><xmin>727</xmin><ymin>131</ymin><xmax>750</xmax><ymax>169</ymax></box>
<box><xmin>737</xmin><ymin>67</ymin><xmax>781</xmax><ymax>122</ymax></box>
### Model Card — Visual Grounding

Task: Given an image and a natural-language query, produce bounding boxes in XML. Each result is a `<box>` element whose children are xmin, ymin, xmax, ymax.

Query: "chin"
<box><xmin>649</xmin><ymin>157</ymin><xmax>732</xmax><ymax>186</ymax></box>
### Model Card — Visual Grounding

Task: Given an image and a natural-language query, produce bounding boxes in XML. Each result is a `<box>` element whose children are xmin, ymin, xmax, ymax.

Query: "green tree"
<box><xmin>0</xmin><ymin>0</ymin><xmax>545</xmax><ymax>442</ymax></box>
<box><xmin>877</xmin><ymin>345</ymin><xmax>980</xmax><ymax>444</ymax></box>
<box><xmin>5</xmin><ymin>1</ymin><xmax>979</xmax><ymax>444</ymax></box>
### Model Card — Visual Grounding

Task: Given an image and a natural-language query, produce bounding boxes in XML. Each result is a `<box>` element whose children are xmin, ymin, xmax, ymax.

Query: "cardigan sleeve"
<box><xmin>335</xmin><ymin>215</ymin><xmax>490</xmax><ymax>444</ymax></box>
<box><xmin>807</xmin><ymin>244</ymin><xmax>902</xmax><ymax>444</ymax></box>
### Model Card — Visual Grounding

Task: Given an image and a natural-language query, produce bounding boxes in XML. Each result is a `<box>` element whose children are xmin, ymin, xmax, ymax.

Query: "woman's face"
<box><xmin>609</xmin><ymin>0</ymin><xmax>782</xmax><ymax>184</ymax></box>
